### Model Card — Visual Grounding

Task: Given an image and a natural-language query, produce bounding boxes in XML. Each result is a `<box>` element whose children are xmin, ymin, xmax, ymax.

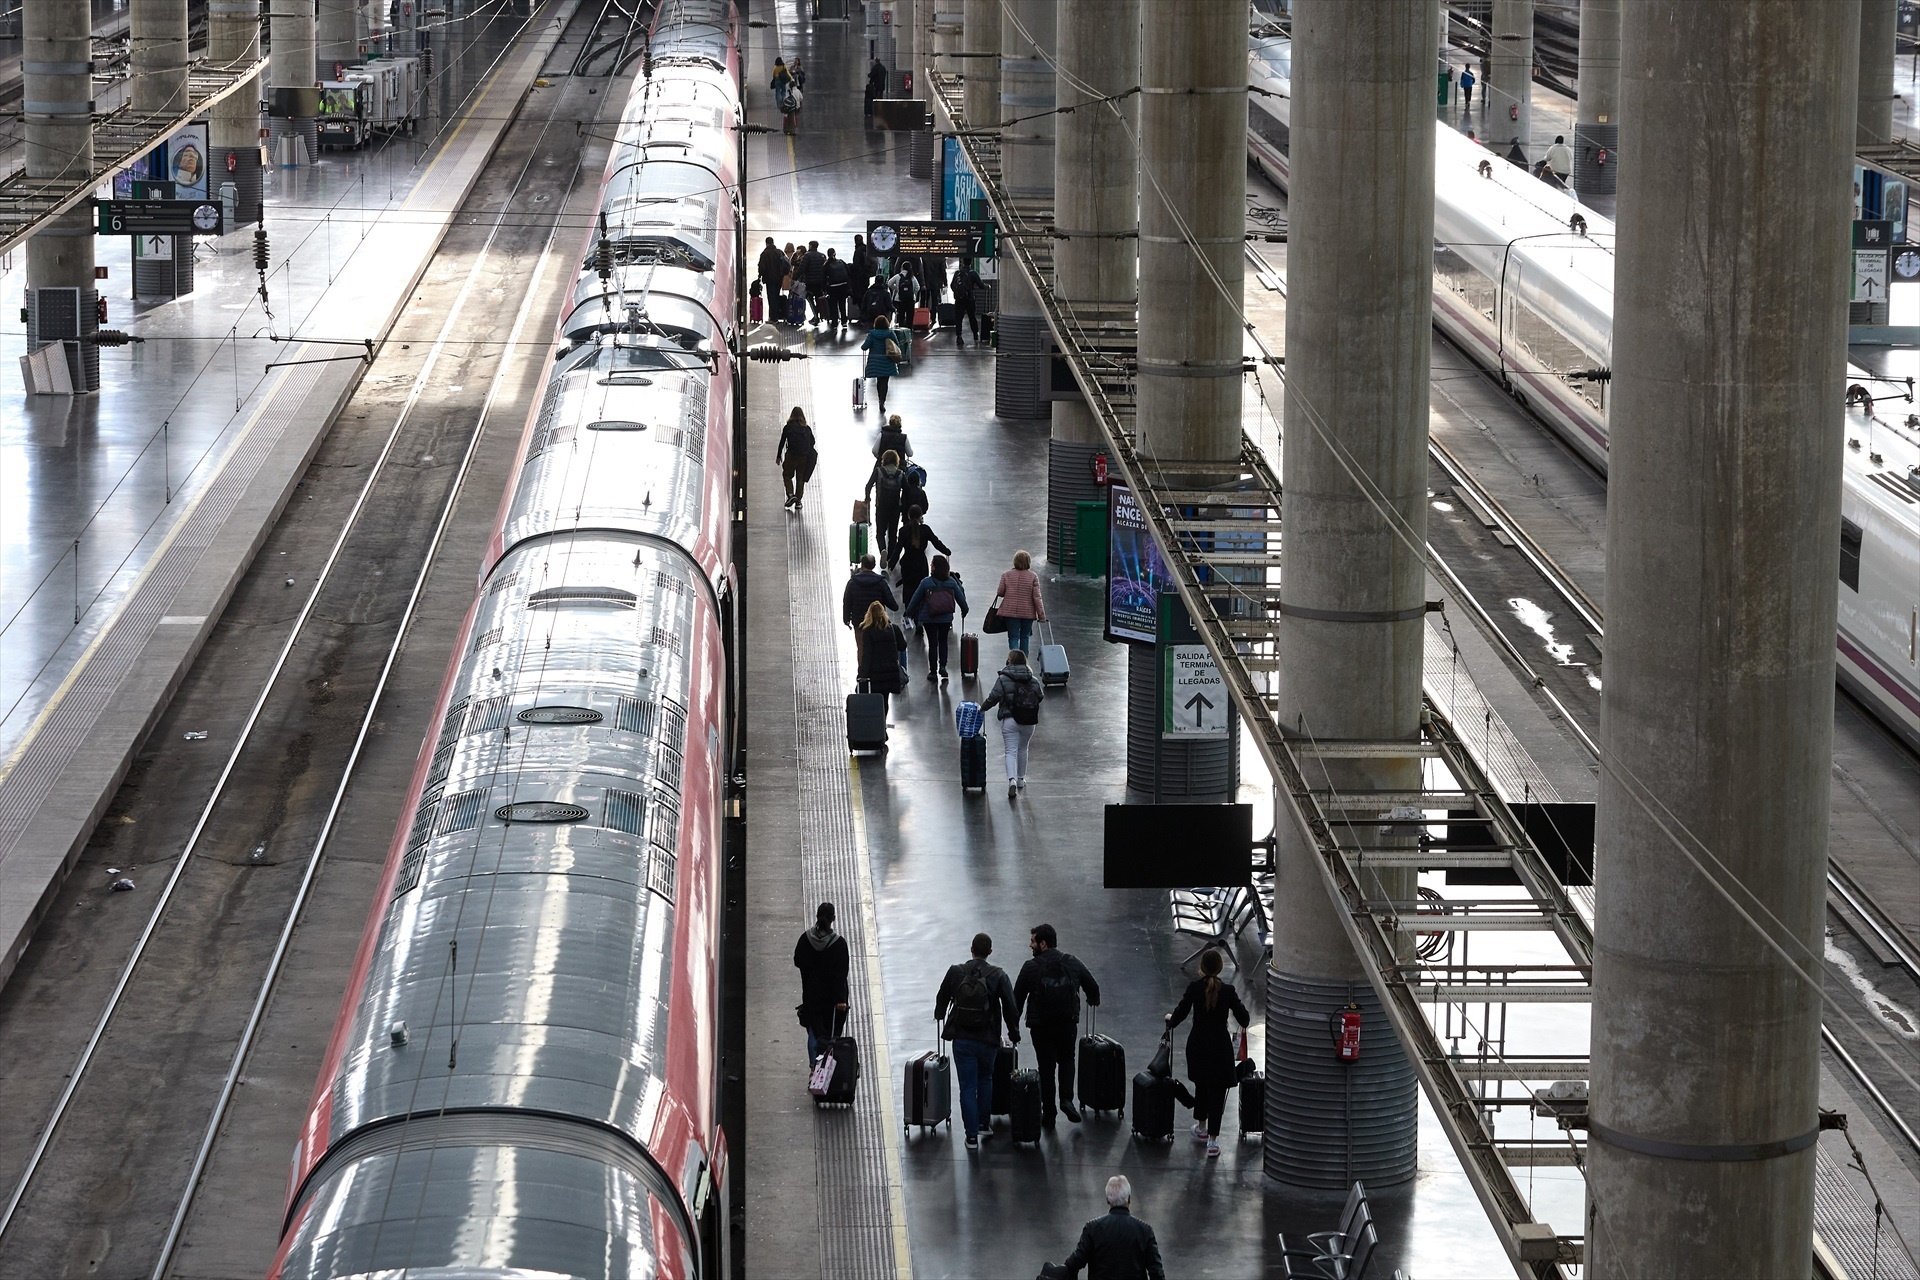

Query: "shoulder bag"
<box><xmin>981</xmin><ymin>593</ymin><xmax>1008</xmax><ymax>634</ymax></box>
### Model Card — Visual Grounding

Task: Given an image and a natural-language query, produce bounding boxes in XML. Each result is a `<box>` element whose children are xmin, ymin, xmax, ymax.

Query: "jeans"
<box><xmin>1000</xmin><ymin>717</ymin><xmax>1035</xmax><ymax>781</ymax></box>
<box><xmin>1030</xmin><ymin>1022</ymin><xmax>1077</xmax><ymax>1121</ymax></box>
<box><xmin>925</xmin><ymin>622</ymin><xmax>952</xmax><ymax>673</ymax></box>
<box><xmin>951</xmin><ymin>1037</ymin><xmax>999</xmax><ymax>1139</ymax></box>
<box><xmin>1005</xmin><ymin>617</ymin><xmax>1034</xmax><ymax>656</ymax></box>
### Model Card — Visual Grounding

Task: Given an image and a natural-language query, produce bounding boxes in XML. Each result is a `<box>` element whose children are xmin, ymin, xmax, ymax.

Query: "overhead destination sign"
<box><xmin>866</xmin><ymin>219</ymin><xmax>995</xmax><ymax>258</ymax></box>
<box><xmin>94</xmin><ymin>199</ymin><xmax>225</xmax><ymax>237</ymax></box>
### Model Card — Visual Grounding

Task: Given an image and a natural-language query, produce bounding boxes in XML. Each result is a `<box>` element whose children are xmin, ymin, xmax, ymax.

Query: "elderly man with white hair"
<box><xmin>1057</xmin><ymin>1175</ymin><xmax>1166</xmax><ymax>1279</ymax></box>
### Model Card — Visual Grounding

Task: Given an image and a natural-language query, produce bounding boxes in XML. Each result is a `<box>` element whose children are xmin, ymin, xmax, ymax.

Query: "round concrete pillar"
<box><xmin>24</xmin><ymin>0</ymin><xmax>100</xmax><ymax>390</ymax></box>
<box><xmin>1574</xmin><ymin>0</ymin><xmax>1619</xmax><ymax>197</ymax></box>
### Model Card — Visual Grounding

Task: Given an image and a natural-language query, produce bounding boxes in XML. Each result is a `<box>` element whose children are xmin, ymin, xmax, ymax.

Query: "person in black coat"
<box><xmin>793</xmin><ymin>902</ymin><xmax>850</xmax><ymax>1065</ymax></box>
<box><xmin>855</xmin><ymin>600</ymin><xmax>908</xmax><ymax>704</ymax></box>
<box><xmin>801</xmin><ymin>240</ymin><xmax>829</xmax><ymax>323</ymax></box>
<box><xmin>842</xmin><ymin>555</ymin><xmax>897</xmax><ymax>629</ymax></box>
<box><xmin>864</xmin><ymin>57</ymin><xmax>888</xmax><ymax>117</ymax></box>
<box><xmin>861</xmin><ymin>280</ymin><xmax>893</xmax><ymax>327</ymax></box>
<box><xmin>775</xmin><ymin>406</ymin><xmax>817</xmax><ymax>509</ymax></box>
<box><xmin>824</xmin><ymin>248</ymin><xmax>852</xmax><ymax>327</ymax></box>
<box><xmin>1164</xmin><ymin>947</ymin><xmax>1251</xmax><ymax>1156</ymax></box>
<box><xmin>888</xmin><ymin>509</ymin><xmax>949</xmax><ymax>622</ymax></box>
<box><xmin>851</xmin><ymin>234</ymin><xmax>872</xmax><ymax>295</ymax></box>
<box><xmin>1014</xmin><ymin>922</ymin><xmax>1101</xmax><ymax>1126</ymax></box>
<box><xmin>1060</xmin><ymin>1176</ymin><xmax>1166</xmax><ymax>1280</ymax></box>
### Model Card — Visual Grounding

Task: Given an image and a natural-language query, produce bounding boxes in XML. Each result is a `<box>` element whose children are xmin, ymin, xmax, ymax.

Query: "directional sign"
<box><xmin>136</xmin><ymin>234</ymin><xmax>174</xmax><ymax>259</ymax></box>
<box><xmin>1162</xmin><ymin>644</ymin><xmax>1228</xmax><ymax>739</ymax></box>
<box><xmin>1854</xmin><ymin>247</ymin><xmax>1890</xmax><ymax>303</ymax></box>
<box><xmin>866</xmin><ymin>219</ymin><xmax>995</xmax><ymax>259</ymax></box>
<box><xmin>95</xmin><ymin>199</ymin><xmax>225</xmax><ymax>237</ymax></box>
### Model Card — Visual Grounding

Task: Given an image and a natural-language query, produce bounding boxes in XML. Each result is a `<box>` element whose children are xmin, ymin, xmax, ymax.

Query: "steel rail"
<box><xmin>0</xmin><ymin>41</ymin><xmax>577</xmax><ymax>1264</ymax></box>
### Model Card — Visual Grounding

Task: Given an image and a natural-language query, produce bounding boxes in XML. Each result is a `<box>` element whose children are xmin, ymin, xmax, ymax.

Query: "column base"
<box><xmin>210</xmin><ymin>145</ymin><xmax>266</xmax><ymax>226</ymax></box>
<box><xmin>994</xmin><ymin>313</ymin><xmax>1049</xmax><ymax>420</ymax></box>
<box><xmin>1046</xmin><ymin>436</ymin><xmax>1104</xmax><ymax>567</ymax></box>
<box><xmin>1263</xmin><ymin>969</ymin><xmax>1417</xmax><ymax>1189</ymax></box>
<box><xmin>1572</xmin><ymin>121</ymin><xmax>1617</xmax><ymax>196</ymax></box>
<box><xmin>269</xmin><ymin>116</ymin><xmax>318</xmax><ymax>165</ymax></box>
<box><xmin>1124</xmin><ymin>642</ymin><xmax>1236</xmax><ymax>800</ymax></box>
<box><xmin>133</xmin><ymin>242</ymin><xmax>196</xmax><ymax>301</ymax></box>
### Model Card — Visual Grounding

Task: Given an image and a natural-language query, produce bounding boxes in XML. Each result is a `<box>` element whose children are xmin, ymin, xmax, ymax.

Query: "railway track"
<box><xmin>0</xmin><ymin>14</ymin><xmax>620</xmax><ymax>1277</ymax></box>
<box><xmin>1247</xmin><ymin>237</ymin><xmax>1920</xmax><ymax>1168</ymax></box>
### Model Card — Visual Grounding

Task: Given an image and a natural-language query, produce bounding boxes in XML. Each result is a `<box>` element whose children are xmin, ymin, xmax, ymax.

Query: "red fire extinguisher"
<box><xmin>1332</xmin><ymin>1004</ymin><xmax>1362</xmax><ymax>1063</ymax></box>
<box><xmin>1595</xmin><ymin>147</ymin><xmax>1608</xmax><ymax>167</ymax></box>
<box><xmin>96</xmin><ymin>295</ymin><xmax>108</xmax><ymax>324</ymax></box>
<box><xmin>226</xmin><ymin>151</ymin><xmax>238</xmax><ymax>173</ymax></box>
<box><xmin>1091</xmin><ymin>452</ymin><xmax>1109</xmax><ymax>487</ymax></box>
<box><xmin>1508</xmin><ymin>102</ymin><xmax>1519</xmax><ymax>122</ymax></box>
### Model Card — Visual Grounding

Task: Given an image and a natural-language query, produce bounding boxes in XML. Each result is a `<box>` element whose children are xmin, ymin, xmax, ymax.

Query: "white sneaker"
<box><xmin>1016</xmin><ymin>777</ymin><xmax>1027</xmax><ymax>790</ymax></box>
<box><xmin>1191</xmin><ymin>1123</ymin><xmax>1209</xmax><ymax>1142</ymax></box>
<box><xmin>1206</xmin><ymin>1140</ymin><xmax>1221</xmax><ymax>1158</ymax></box>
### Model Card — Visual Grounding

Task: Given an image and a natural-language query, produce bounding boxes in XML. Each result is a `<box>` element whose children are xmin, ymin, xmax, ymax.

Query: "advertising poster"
<box><xmin>114</xmin><ymin>121</ymin><xmax>209</xmax><ymax>203</ymax></box>
<box><xmin>1106</xmin><ymin>483</ymin><xmax>1167</xmax><ymax>645</ymax></box>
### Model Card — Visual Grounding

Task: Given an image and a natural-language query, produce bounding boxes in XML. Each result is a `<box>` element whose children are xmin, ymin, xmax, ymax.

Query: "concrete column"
<box><xmin>24</xmin><ymin>0</ymin><xmax>100</xmax><ymax>391</ymax></box>
<box><xmin>1488</xmin><ymin>0</ymin><xmax>1532</xmax><ymax>163</ymax></box>
<box><xmin>990</xmin><ymin>0</ymin><xmax>1055</xmax><ymax>421</ymax></box>
<box><xmin>318</xmin><ymin>0</ymin><xmax>359</xmax><ymax>76</ymax></box>
<box><xmin>1860</xmin><ymin>0</ymin><xmax>1896</xmax><ymax>146</ymax></box>
<box><xmin>1127</xmin><ymin>0</ymin><xmax>1243</xmax><ymax>798</ymax></box>
<box><xmin>962</xmin><ymin>0</ymin><xmax>999</xmax><ymax>130</ymax></box>
<box><xmin>132</xmin><ymin>0</ymin><xmax>194</xmax><ymax>299</ymax></box>
<box><xmin>1265</xmin><ymin>0</ymin><xmax>1434</xmax><ymax>1189</ymax></box>
<box><xmin>932</xmin><ymin>0</ymin><xmax>962</xmax><ymax>78</ymax></box>
<box><xmin>1587</xmin><ymin>3</ymin><xmax>1855</xmax><ymax>1274</ymax></box>
<box><xmin>1048</xmin><ymin>0</ymin><xmax>1138</xmax><ymax>563</ymax></box>
<box><xmin>1574</xmin><ymin>0</ymin><xmax>1619</xmax><ymax>197</ymax></box>
<box><xmin>209</xmin><ymin>0</ymin><xmax>264</xmax><ymax>226</ymax></box>
<box><xmin>270</xmin><ymin>0</ymin><xmax>319</xmax><ymax>162</ymax></box>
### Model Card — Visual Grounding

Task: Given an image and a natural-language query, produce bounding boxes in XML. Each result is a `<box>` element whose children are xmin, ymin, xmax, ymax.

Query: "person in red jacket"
<box><xmin>993</xmin><ymin>549</ymin><xmax>1047</xmax><ymax>656</ymax></box>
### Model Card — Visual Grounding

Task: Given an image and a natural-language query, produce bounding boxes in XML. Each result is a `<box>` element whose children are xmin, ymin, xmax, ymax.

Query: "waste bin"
<box><xmin>1075</xmin><ymin>499</ymin><xmax>1108</xmax><ymax>576</ymax></box>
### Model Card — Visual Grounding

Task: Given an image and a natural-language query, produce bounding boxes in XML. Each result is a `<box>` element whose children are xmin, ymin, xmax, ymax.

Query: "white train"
<box><xmin>273</xmin><ymin>3</ymin><xmax>741</xmax><ymax>1277</ymax></box>
<box><xmin>1251</xmin><ymin>34</ymin><xmax>1920</xmax><ymax>754</ymax></box>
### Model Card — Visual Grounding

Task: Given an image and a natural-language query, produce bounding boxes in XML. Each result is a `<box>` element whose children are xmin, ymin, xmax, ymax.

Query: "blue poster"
<box><xmin>942</xmin><ymin>137</ymin><xmax>982</xmax><ymax>222</ymax></box>
<box><xmin>1107</xmin><ymin>483</ymin><xmax>1168</xmax><ymax>645</ymax></box>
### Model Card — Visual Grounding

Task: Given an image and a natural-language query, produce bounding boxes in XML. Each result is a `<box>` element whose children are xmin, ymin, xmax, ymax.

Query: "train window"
<box><xmin>604</xmin><ymin>789</ymin><xmax>647</xmax><ymax>836</ymax></box>
<box><xmin>1840</xmin><ymin>518</ymin><xmax>1863</xmax><ymax>591</ymax></box>
<box><xmin>528</xmin><ymin>586</ymin><xmax>639</xmax><ymax>609</ymax></box>
<box><xmin>519</xmin><ymin>705</ymin><xmax>604</xmax><ymax>725</ymax></box>
<box><xmin>494</xmin><ymin>801</ymin><xmax>591</xmax><ymax>824</ymax></box>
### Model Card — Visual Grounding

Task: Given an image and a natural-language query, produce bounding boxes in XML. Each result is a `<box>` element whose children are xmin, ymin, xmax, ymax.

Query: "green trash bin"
<box><xmin>1075</xmin><ymin>499</ymin><xmax>1108</xmax><ymax>576</ymax></box>
<box><xmin>1437</xmin><ymin>68</ymin><xmax>1452</xmax><ymax>108</ymax></box>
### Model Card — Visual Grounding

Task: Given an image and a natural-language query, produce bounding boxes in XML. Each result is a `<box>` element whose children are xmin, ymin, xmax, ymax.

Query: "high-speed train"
<box><xmin>272</xmin><ymin>3</ymin><xmax>741</xmax><ymax>1277</ymax></box>
<box><xmin>1251</xmin><ymin>34</ymin><xmax>1920</xmax><ymax>755</ymax></box>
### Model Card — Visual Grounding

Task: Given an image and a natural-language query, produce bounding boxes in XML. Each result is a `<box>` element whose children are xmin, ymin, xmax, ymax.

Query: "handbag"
<box><xmin>981</xmin><ymin>594</ymin><xmax>1008</xmax><ymax>635</ymax></box>
<box><xmin>1147</xmin><ymin>1030</ymin><xmax>1172</xmax><ymax>1078</ymax></box>
<box><xmin>851</xmin><ymin>498</ymin><xmax>870</xmax><ymax>524</ymax></box>
<box><xmin>1236</xmin><ymin>1029</ymin><xmax>1259</xmax><ymax>1082</ymax></box>
<box><xmin>884</xmin><ymin>336</ymin><xmax>903</xmax><ymax>360</ymax></box>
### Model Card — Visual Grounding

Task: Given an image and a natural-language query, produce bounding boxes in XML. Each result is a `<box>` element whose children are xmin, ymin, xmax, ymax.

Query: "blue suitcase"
<box><xmin>1037</xmin><ymin>623</ymin><xmax>1069</xmax><ymax>689</ymax></box>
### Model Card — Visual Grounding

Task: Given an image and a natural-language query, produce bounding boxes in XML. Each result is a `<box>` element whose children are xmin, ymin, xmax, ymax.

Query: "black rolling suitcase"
<box><xmin>1007</xmin><ymin>1053</ymin><xmax>1044</xmax><ymax>1145</ymax></box>
<box><xmin>810</xmin><ymin>1010</ymin><xmax>861</xmax><ymax>1108</ymax></box>
<box><xmin>960</xmin><ymin>734</ymin><xmax>988</xmax><ymax>791</ymax></box>
<box><xmin>847</xmin><ymin>679</ymin><xmax>887</xmax><ymax>753</ymax></box>
<box><xmin>904</xmin><ymin>1020</ymin><xmax>952</xmax><ymax>1133</ymax></box>
<box><xmin>1076</xmin><ymin>1010</ymin><xmax>1127</xmax><ymax>1115</ymax></box>
<box><xmin>1238</xmin><ymin>1070</ymin><xmax>1265</xmax><ymax>1135</ymax></box>
<box><xmin>1131</xmin><ymin>1069</ymin><xmax>1176</xmax><ymax>1142</ymax></box>
<box><xmin>990</xmin><ymin>1042</ymin><xmax>1017</xmax><ymax>1115</ymax></box>
<box><xmin>938</xmin><ymin>301</ymin><xmax>960</xmax><ymax>328</ymax></box>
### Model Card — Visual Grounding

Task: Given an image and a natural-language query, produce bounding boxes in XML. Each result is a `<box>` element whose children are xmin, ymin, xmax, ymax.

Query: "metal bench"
<box><xmin>1168</xmin><ymin>885</ymin><xmax>1256</xmax><ymax>972</ymax></box>
<box><xmin>1280</xmin><ymin>1182</ymin><xmax>1383</xmax><ymax>1280</ymax></box>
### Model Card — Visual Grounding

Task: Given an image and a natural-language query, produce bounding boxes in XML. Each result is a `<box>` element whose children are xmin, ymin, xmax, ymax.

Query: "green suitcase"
<box><xmin>849</xmin><ymin>521</ymin><xmax>869</xmax><ymax>564</ymax></box>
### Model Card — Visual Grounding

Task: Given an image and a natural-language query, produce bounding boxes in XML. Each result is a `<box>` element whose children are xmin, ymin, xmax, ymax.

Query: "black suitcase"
<box><xmin>938</xmin><ymin>301</ymin><xmax>960</xmax><ymax>327</ymax></box>
<box><xmin>990</xmin><ymin>1042</ymin><xmax>1017</xmax><ymax>1115</ymax></box>
<box><xmin>960</xmin><ymin>734</ymin><xmax>987</xmax><ymax>791</ymax></box>
<box><xmin>1131</xmin><ymin>1069</ymin><xmax>1175</xmax><ymax>1142</ymax></box>
<box><xmin>1238</xmin><ymin>1070</ymin><xmax>1265</xmax><ymax>1135</ymax></box>
<box><xmin>1007</xmin><ymin>1066</ymin><xmax>1044</xmax><ymax>1144</ymax></box>
<box><xmin>905</xmin><ymin>1036</ymin><xmax>953</xmax><ymax>1133</ymax></box>
<box><xmin>1077</xmin><ymin>1010</ymin><xmax>1127</xmax><ymax>1115</ymax></box>
<box><xmin>847</xmin><ymin>682</ymin><xmax>887</xmax><ymax>753</ymax></box>
<box><xmin>812</xmin><ymin>1018</ymin><xmax>861</xmax><ymax>1108</ymax></box>
<box><xmin>960</xmin><ymin>631</ymin><xmax>979</xmax><ymax>679</ymax></box>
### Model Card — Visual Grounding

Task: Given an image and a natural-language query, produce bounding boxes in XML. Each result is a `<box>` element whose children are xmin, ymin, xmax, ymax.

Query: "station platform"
<box><xmin>0</xmin><ymin>5</ymin><xmax>569</xmax><ymax>986</ymax></box>
<box><xmin>743</xmin><ymin>8</ymin><xmax>1920</xmax><ymax>1279</ymax></box>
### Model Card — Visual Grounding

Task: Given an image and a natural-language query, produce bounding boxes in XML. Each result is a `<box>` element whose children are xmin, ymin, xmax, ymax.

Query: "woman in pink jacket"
<box><xmin>993</xmin><ymin>550</ymin><xmax>1046</xmax><ymax>656</ymax></box>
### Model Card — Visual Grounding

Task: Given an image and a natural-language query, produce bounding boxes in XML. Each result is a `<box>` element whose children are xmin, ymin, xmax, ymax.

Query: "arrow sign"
<box><xmin>1184</xmin><ymin>691</ymin><xmax>1215</xmax><ymax>728</ymax></box>
<box><xmin>1162</xmin><ymin>644</ymin><xmax>1228</xmax><ymax>739</ymax></box>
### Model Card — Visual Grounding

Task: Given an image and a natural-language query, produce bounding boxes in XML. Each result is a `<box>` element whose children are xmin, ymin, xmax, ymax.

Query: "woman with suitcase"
<box><xmin>904</xmin><ymin>554</ymin><xmax>969</xmax><ymax>684</ymax></box>
<box><xmin>855</xmin><ymin>601</ymin><xmax>908</xmax><ymax>710</ymax></box>
<box><xmin>888</xmin><ymin>509</ymin><xmax>950</xmax><ymax>626</ymax></box>
<box><xmin>860</xmin><ymin>313</ymin><xmax>904</xmax><ymax>414</ymax></box>
<box><xmin>1164</xmin><ymin>947</ymin><xmax>1251</xmax><ymax>1157</ymax></box>
<box><xmin>978</xmin><ymin>649</ymin><xmax>1044</xmax><ymax>798</ymax></box>
<box><xmin>991</xmin><ymin>549</ymin><xmax>1047</xmax><ymax>656</ymax></box>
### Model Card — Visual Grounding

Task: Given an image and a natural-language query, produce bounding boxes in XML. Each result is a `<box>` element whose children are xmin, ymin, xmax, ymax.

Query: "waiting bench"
<box><xmin>1279</xmin><ymin>1181</ymin><xmax>1386</xmax><ymax>1280</ymax></box>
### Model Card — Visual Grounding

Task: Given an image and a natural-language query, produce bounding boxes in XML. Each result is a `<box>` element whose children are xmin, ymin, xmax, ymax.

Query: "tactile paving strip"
<box><xmin>1814</xmin><ymin>1141</ymin><xmax>1920</xmax><ymax>1280</ymax></box>
<box><xmin>787</xmin><ymin>461</ymin><xmax>902</xmax><ymax>1280</ymax></box>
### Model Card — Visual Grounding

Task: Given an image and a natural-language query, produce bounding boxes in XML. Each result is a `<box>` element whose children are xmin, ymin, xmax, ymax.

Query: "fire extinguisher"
<box><xmin>1331</xmin><ymin>1004</ymin><xmax>1362</xmax><ymax>1063</ymax></box>
<box><xmin>1595</xmin><ymin>147</ymin><xmax>1608</xmax><ymax>167</ymax></box>
<box><xmin>227</xmin><ymin>151</ymin><xmax>238</xmax><ymax>173</ymax></box>
<box><xmin>1091</xmin><ymin>452</ymin><xmax>1109</xmax><ymax>487</ymax></box>
<box><xmin>95</xmin><ymin>295</ymin><xmax>108</xmax><ymax>325</ymax></box>
<box><xmin>1508</xmin><ymin>103</ymin><xmax>1519</xmax><ymax>122</ymax></box>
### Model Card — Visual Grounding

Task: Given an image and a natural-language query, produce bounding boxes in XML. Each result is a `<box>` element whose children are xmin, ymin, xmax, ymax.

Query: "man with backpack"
<box><xmin>934</xmin><ymin>932</ymin><xmax>1020</xmax><ymax>1149</ymax></box>
<box><xmin>824</xmin><ymin>248</ymin><xmax>851</xmax><ymax>327</ymax></box>
<box><xmin>951</xmin><ymin>259</ymin><xmax>983</xmax><ymax>345</ymax></box>
<box><xmin>1014</xmin><ymin>922</ymin><xmax>1101</xmax><ymax>1128</ymax></box>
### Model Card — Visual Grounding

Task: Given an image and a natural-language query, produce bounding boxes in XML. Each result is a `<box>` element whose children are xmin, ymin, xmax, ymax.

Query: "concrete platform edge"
<box><xmin>0</xmin><ymin>0</ymin><xmax>581</xmax><ymax>993</ymax></box>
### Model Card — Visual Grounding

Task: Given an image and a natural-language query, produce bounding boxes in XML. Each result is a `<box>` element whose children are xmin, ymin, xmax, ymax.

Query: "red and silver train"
<box><xmin>1251</xmin><ymin>34</ymin><xmax>1920</xmax><ymax>755</ymax></box>
<box><xmin>273</xmin><ymin>3</ymin><xmax>742</xmax><ymax>1276</ymax></box>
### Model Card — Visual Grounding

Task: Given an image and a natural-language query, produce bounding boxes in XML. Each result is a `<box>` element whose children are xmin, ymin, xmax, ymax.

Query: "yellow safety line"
<box><xmin>847</xmin><ymin>758</ymin><xmax>917</xmax><ymax>1280</ymax></box>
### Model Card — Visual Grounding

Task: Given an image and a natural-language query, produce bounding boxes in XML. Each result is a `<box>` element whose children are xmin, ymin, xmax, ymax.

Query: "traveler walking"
<box><xmin>1164</xmin><ymin>948</ymin><xmax>1252</xmax><ymax>1158</ymax></box>
<box><xmin>951</xmin><ymin>259</ymin><xmax>983</xmax><ymax>344</ymax></box>
<box><xmin>992</xmin><ymin>549</ymin><xmax>1047</xmax><ymax>656</ymax></box>
<box><xmin>1058</xmin><ymin>1176</ymin><xmax>1166</xmax><ymax>1280</ymax></box>
<box><xmin>794</xmin><ymin>902</ymin><xmax>850</xmax><ymax>1065</ymax></box>
<box><xmin>905</xmin><ymin>553</ymin><xmax>968</xmax><ymax>683</ymax></box>
<box><xmin>865</xmin><ymin>57</ymin><xmax>888</xmax><ymax>118</ymax></box>
<box><xmin>758</xmin><ymin>236</ymin><xmax>789</xmax><ymax>300</ymax></box>
<box><xmin>874</xmin><ymin>412</ymin><xmax>912</xmax><ymax>462</ymax></box>
<box><xmin>802</xmin><ymin>240</ymin><xmax>829</xmax><ymax>323</ymax></box>
<box><xmin>842</xmin><ymin>555</ymin><xmax>897</xmax><ymax>629</ymax></box>
<box><xmin>851</xmin><ymin>233</ymin><xmax>873</xmax><ymax>296</ymax></box>
<box><xmin>1014</xmin><ymin>923</ymin><xmax>1101</xmax><ymax>1127</ymax></box>
<box><xmin>1544</xmin><ymin>133</ymin><xmax>1573</xmax><ymax>187</ymax></box>
<box><xmin>933</xmin><ymin>932</ymin><xmax>1021</xmax><ymax>1150</ymax></box>
<box><xmin>861</xmin><ymin>279</ymin><xmax>892</xmax><ymax>327</ymax></box>
<box><xmin>824</xmin><ymin>248</ymin><xmax>851</xmax><ymax>326</ymax></box>
<box><xmin>889</xmin><ymin>509</ymin><xmax>951</xmax><ymax>619</ymax></box>
<box><xmin>771</xmin><ymin>58</ymin><xmax>801</xmax><ymax>133</ymax></box>
<box><xmin>921</xmin><ymin>254</ymin><xmax>948</xmax><ymax>310</ymax></box>
<box><xmin>979</xmin><ymin>650</ymin><xmax>1043</xmax><ymax>797</ymax></box>
<box><xmin>889</xmin><ymin>259</ymin><xmax>920</xmax><ymax>318</ymax></box>
<box><xmin>856</xmin><ymin>600</ymin><xmax>908</xmax><ymax>707</ymax></box>
<box><xmin>865</xmin><ymin>448</ymin><xmax>909</xmax><ymax>556</ymax></box>
<box><xmin>861</xmin><ymin>314</ymin><xmax>904</xmax><ymax>413</ymax></box>
<box><xmin>1457</xmin><ymin>64</ymin><xmax>1475</xmax><ymax>109</ymax></box>
<box><xmin>775</xmin><ymin>406</ymin><xmax>818</xmax><ymax>510</ymax></box>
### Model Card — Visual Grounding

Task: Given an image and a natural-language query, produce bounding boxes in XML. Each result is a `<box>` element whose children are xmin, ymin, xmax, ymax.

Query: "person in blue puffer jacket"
<box><xmin>904</xmin><ymin>554</ymin><xmax>968</xmax><ymax>684</ymax></box>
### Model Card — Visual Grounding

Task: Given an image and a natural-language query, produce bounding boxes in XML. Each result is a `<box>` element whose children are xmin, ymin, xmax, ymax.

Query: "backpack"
<box><xmin>945</xmin><ymin>961</ymin><xmax>998</xmax><ymax>1039</ymax></box>
<box><xmin>904</xmin><ymin>462</ymin><xmax>928</xmax><ymax>488</ymax></box>
<box><xmin>1034</xmin><ymin>952</ymin><xmax>1079</xmax><ymax>1020</ymax></box>
<box><xmin>925</xmin><ymin>584</ymin><xmax>957</xmax><ymax>618</ymax></box>
<box><xmin>1007</xmin><ymin>675</ymin><xmax>1042</xmax><ymax>725</ymax></box>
